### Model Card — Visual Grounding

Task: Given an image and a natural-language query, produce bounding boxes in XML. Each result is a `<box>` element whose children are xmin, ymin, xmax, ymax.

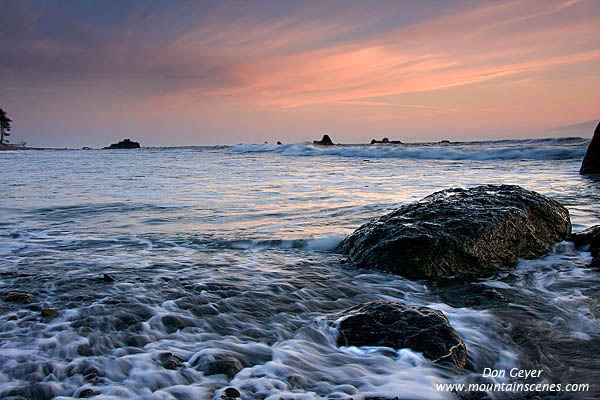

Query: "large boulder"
<box><xmin>580</xmin><ymin>121</ymin><xmax>600</xmax><ymax>174</ymax></box>
<box><xmin>313</xmin><ymin>134</ymin><xmax>334</xmax><ymax>145</ymax></box>
<box><xmin>103</xmin><ymin>139</ymin><xmax>140</xmax><ymax>149</ymax></box>
<box><xmin>334</xmin><ymin>300</ymin><xmax>467</xmax><ymax>368</ymax></box>
<box><xmin>337</xmin><ymin>185</ymin><xmax>571</xmax><ymax>279</ymax></box>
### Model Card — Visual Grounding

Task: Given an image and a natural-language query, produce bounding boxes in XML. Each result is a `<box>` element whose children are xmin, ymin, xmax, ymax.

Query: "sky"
<box><xmin>0</xmin><ymin>0</ymin><xmax>599</xmax><ymax>147</ymax></box>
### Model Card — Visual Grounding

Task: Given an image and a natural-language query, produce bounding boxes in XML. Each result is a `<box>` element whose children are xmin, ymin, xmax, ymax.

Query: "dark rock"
<box><xmin>370</xmin><ymin>138</ymin><xmax>402</xmax><ymax>144</ymax></box>
<box><xmin>334</xmin><ymin>301</ymin><xmax>468</xmax><ymax>368</ymax></box>
<box><xmin>157</xmin><ymin>352</ymin><xmax>183</xmax><ymax>370</ymax></box>
<box><xmin>589</xmin><ymin>234</ymin><xmax>600</xmax><ymax>267</ymax></box>
<box><xmin>568</xmin><ymin>225</ymin><xmax>600</xmax><ymax>246</ymax></box>
<box><xmin>41</xmin><ymin>308</ymin><xmax>59</xmax><ymax>317</ymax></box>
<box><xmin>567</xmin><ymin>225</ymin><xmax>600</xmax><ymax>267</ymax></box>
<box><xmin>103</xmin><ymin>139</ymin><xmax>140</xmax><ymax>149</ymax></box>
<box><xmin>78</xmin><ymin>388</ymin><xmax>100</xmax><ymax>398</ymax></box>
<box><xmin>580</xmin><ymin>121</ymin><xmax>600</xmax><ymax>174</ymax></box>
<box><xmin>224</xmin><ymin>387</ymin><xmax>241</xmax><ymax>398</ymax></box>
<box><xmin>336</xmin><ymin>185</ymin><xmax>571</xmax><ymax>279</ymax></box>
<box><xmin>193</xmin><ymin>352</ymin><xmax>244</xmax><ymax>377</ymax></box>
<box><xmin>161</xmin><ymin>314</ymin><xmax>190</xmax><ymax>333</ymax></box>
<box><xmin>102</xmin><ymin>273</ymin><xmax>115</xmax><ymax>282</ymax></box>
<box><xmin>277</xmin><ymin>141</ymin><xmax>282</xmax><ymax>145</ymax></box>
<box><xmin>4</xmin><ymin>293</ymin><xmax>31</xmax><ymax>303</ymax></box>
<box><xmin>440</xmin><ymin>140</ymin><xmax>451</xmax><ymax>144</ymax></box>
<box><xmin>436</xmin><ymin>283</ymin><xmax>506</xmax><ymax>309</ymax></box>
<box><xmin>78</xmin><ymin>343</ymin><xmax>93</xmax><ymax>356</ymax></box>
<box><xmin>81</xmin><ymin>147</ymin><xmax>92</xmax><ymax>150</ymax></box>
<box><xmin>28</xmin><ymin>304</ymin><xmax>41</xmax><ymax>311</ymax></box>
<box><xmin>287</xmin><ymin>374</ymin><xmax>309</xmax><ymax>389</ymax></box>
<box><xmin>313</xmin><ymin>134</ymin><xmax>334</xmax><ymax>146</ymax></box>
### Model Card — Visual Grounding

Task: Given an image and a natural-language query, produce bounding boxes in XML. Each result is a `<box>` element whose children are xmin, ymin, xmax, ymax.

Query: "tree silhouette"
<box><xmin>0</xmin><ymin>108</ymin><xmax>12</xmax><ymax>145</ymax></box>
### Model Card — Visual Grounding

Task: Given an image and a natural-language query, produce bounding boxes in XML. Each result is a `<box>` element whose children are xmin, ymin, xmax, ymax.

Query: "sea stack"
<box><xmin>580</xmin><ymin>121</ymin><xmax>600</xmax><ymax>174</ymax></box>
<box><xmin>103</xmin><ymin>138</ymin><xmax>141</xmax><ymax>149</ymax></box>
<box><xmin>313</xmin><ymin>134</ymin><xmax>334</xmax><ymax>146</ymax></box>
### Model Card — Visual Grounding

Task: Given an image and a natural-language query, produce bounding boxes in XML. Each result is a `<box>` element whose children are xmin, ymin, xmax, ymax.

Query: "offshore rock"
<box><xmin>580</xmin><ymin>121</ymin><xmax>600</xmax><ymax>174</ymax></box>
<box><xmin>334</xmin><ymin>301</ymin><xmax>467</xmax><ymax>368</ymax></box>
<box><xmin>567</xmin><ymin>225</ymin><xmax>600</xmax><ymax>267</ymax></box>
<box><xmin>337</xmin><ymin>185</ymin><xmax>571</xmax><ymax>279</ymax></box>
<box><xmin>103</xmin><ymin>139</ymin><xmax>140</xmax><ymax>149</ymax></box>
<box><xmin>313</xmin><ymin>134</ymin><xmax>334</xmax><ymax>145</ymax></box>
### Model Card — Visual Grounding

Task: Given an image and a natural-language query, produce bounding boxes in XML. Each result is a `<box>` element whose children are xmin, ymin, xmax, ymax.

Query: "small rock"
<box><xmin>78</xmin><ymin>388</ymin><xmax>100</xmax><ymax>398</ymax></box>
<box><xmin>277</xmin><ymin>141</ymin><xmax>283</xmax><ymax>145</ymax></box>
<box><xmin>41</xmin><ymin>308</ymin><xmax>59</xmax><ymax>317</ymax></box>
<box><xmin>224</xmin><ymin>387</ymin><xmax>241</xmax><ymax>398</ymax></box>
<box><xmin>5</xmin><ymin>293</ymin><xmax>31</xmax><ymax>303</ymax></box>
<box><xmin>8</xmin><ymin>315</ymin><xmax>18</xmax><ymax>321</ymax></box>
<box><xmin>287</xmin><ymin>374</ymin><xmax>309</xmax><ymax>389</ymax></box>
<box><xmin>334</xmin><ymin>300</ymin><xmax>468</xmax><ymax>368</ymax></box>
<box><xmin>313</xmin><ymin>134</ymin><xmax>334</xmax><ymax>146</ymax></box>
<box><xmin>29</xmin><ymin>304</ymin><xmax>41</xmax><ymax>311</ymax></box>
<box><xmin>161</xmin><ymin>314</ymin><xmax>190</xmax><ymax>333</ymax></box>
<box><xmin>103</xmin><ymin>273</ymin><xmax>115</xmax><ymax>282</ymax></box>
<box><xmin>568</xmin><ymin>225</ymin><xmax>600</xmax><ymax>246</ymax></box>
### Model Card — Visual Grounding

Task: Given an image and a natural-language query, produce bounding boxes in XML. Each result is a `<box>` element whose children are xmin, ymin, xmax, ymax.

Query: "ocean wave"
<box><xmin>229</xmin><ymin>139</ymin><xmax>587</xmax><ymax>160</ymax></box>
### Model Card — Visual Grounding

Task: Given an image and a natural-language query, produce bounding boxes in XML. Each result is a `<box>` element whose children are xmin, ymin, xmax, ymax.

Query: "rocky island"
<box><xmin>103</xmin><ymin>138</ymin><xmax>141</xmax><ymax>149</ymax></box>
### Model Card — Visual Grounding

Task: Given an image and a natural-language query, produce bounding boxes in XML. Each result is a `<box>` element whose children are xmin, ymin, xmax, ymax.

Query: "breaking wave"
<box><xmin>229</xmin><ymin>138</ymin><xmax>587</xmax><ymax>161</ymax></box>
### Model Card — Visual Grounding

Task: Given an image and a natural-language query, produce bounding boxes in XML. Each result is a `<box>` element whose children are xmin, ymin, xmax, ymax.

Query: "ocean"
<box><xmin>0</xmin><ymin>138</ymin><xmax>598</xmax><ymax>399</ymax></box>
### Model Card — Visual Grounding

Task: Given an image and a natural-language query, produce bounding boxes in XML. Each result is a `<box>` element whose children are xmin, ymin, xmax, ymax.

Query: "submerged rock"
<box><xmin>313</xmin><ymin>134</ymin><xmax>334</xmax><ymax>146</ymax></box>
<box><xmin>334</xmin><ymin>300</ymin><xmax>467</xmax><ymax>368</ymax></box>
<box><xmin>580</xmin><ymin>121</ymin><xmax>600</xmax><ymax>174</ymax></box>
<box><xmin>41</xmin><ymin>308</ymin><xmax>59</xmax><ymax>317</ymax></box>
<box><xmin>103</xmin><ymin>139</ymin><xmax>140</xmax><ymax>149</ymax></box>
<box><xmin>337</xmin><ymin>185</ymin><xmax>571</xmax><ymax>279</ymax></box>
<box><xmin>102</xmin><ymin>273</ymin><xmax>115</xmax><ymax>282</ymax></box>
<box><xmin>4</xmin><ymin>293</ymin><xmax>31</xmax><ymax>303</ymax></box>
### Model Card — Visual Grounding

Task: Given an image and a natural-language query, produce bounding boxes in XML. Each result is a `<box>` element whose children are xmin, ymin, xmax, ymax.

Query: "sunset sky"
<box><xmin>1</xmin><ymin>0</ymin><xmax>599</xmax><ymax>147</ymax></box>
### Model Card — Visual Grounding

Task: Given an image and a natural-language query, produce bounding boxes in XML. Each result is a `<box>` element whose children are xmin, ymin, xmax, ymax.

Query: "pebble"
<box><xmin>79</xmin><ymin>388</ymin><xmax>100</xmax><ymax>398</ymax></box>
<box><xmin>41</xmin><ymin>308</ymin><xmax>59</xmax><ymax>317</ymax></box>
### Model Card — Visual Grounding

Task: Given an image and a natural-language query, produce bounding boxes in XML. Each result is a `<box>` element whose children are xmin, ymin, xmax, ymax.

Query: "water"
<box><xmin>0</xmin><ymin>138</ymin><xmax>598</xmax><ymax>399</ymax></box>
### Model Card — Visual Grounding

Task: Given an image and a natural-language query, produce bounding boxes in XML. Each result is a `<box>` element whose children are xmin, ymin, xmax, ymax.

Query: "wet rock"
<box><xmin>29</xmin><ymin>304</ymin><xmax>41</xmax><ymax>311</ymax></box>
<box><xmin>78</xmin><ymin>343</ymin><xmax>93</xmax><ymax>356</ymax></box>
<box><xmin>568</xmin><ymin>225</ymin><xmax>600</xmax><ymax>267</ymax></box>
<box><xmin>224</xmin><ymin>387</ymin><xmax>241</xmax><ymax>398</ymax></box>
<box><xmin>436</xmin><ymin>283</ymin><xmax>506</xmax><ymax>308</ymax></box>
<box><xmin>41</xmin><ymin>308</ymin><xmax>59</xmax><ymax>317</ymax></box>
<box><xmin>589</xmin><ymin>234</ymin><xmax>600</xmax><ymax>267</ymax></box>
<box><xmin>161</xmin><ymin>314</ymin><xmax>190</xmax><ymax>333</ymax></box>
<box><xmin>337</xmin><ymin>185</ymin><xmax>571</xmax><ymax>279</ymax></box>
<box><xmin>193</xmin><ymin>352</ymin><xmax>244</xmax><ymax>378</ymax></box>
<box><xmin>287</xmin><ymin>374</ymin><xmax>309</xmax><ymax>389</ymax></box>
<box><xmin>78</xmin><ymin>388</ymin><xmax>100</xmax><ymax>398</ymax></box>
<box><xmin>370</xmin><ymin>138</ymin><xmax>402</xmax><ymax>144</ymax></box>
<box><xmin>157</xmin><ymin>352</ymin><xmax>183</xmax><ymax>370</ymax></box>
<box><xmin>313</xmin><ymin>134</ymin><xmax>334</xmax><ymax>146</ymax></box>
<box><xmin>568</xmin><ymin>225</ymin><xmax>600</xmax><ymax>246</ymax></box>
<box><xmin>103</xmin><ymin>138</ymin><xmax>140</xmax><ymax>149</ymax></box>
<box><xmin>333</xmin><ymin>300</ymin><xmax>468</xmax><ymax>368</ymax></box>
<box><xmin>277</xmin><ymin>141</ymin><xmax>283</xmax><ymax>145</ymax></box>
<box><xmin>580</xmin><ymin>121</ymin><xmax>600</xmax><ymax>174</ymax></box>
<box><xmin>102</xmin><ymin>273</ymin><xmax>115</xmax><ymax>282</ymax></box>
<box><xmin>4</xmin><ymin>293</ymin><xmax>31</xmax><ymax>303</ymax></box>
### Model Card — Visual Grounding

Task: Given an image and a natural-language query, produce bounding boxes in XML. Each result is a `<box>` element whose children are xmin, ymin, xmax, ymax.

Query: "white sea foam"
<box><xmin>229</xmin><ymin>139</ymin><xmax>587</xmax><ymax>160</ymax></box>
